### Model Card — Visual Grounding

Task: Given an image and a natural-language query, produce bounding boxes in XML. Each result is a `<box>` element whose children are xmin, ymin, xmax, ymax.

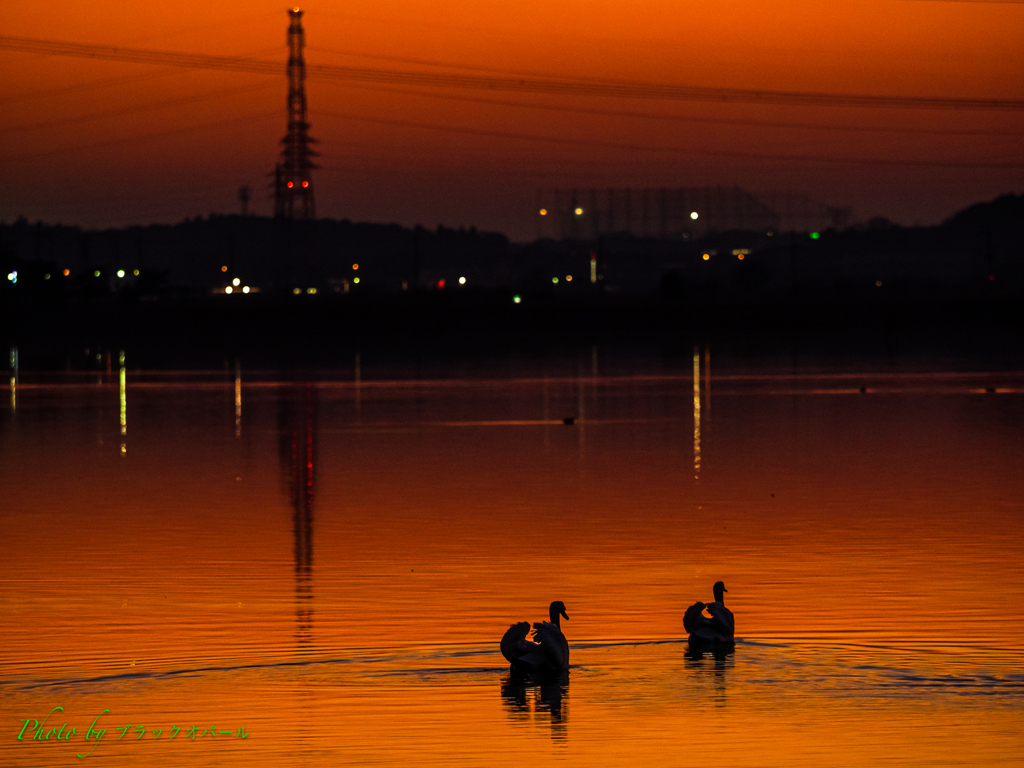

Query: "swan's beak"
<box><xmin>561</xmin><ymin>610</ymin><xmax>569</xmax><ymax>620</ymax></box>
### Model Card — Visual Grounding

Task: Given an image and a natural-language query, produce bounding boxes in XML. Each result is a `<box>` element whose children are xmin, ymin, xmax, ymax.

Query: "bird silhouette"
<box><xmin>684</xmin><ymin>581</ymin><xmax>735</xmax><ymax>647</ymax></box>
<box><xmin>500</xmin><ymin>601</ymin><xmax>570</xmax><ymax>676</ymax></box>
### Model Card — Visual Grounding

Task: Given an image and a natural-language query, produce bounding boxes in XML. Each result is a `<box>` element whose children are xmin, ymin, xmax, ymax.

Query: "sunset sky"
<box><xmin>2</xmin><ymin>1</ymin><xmax>1022</xmax><ymax>240</ymax></box>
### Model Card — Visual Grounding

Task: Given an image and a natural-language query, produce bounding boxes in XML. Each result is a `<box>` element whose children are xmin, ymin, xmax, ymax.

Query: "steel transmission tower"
<box><xmin>273</xmin><ymin>8</ymin><xmax>317</xmax><ymax>219</ymax></box>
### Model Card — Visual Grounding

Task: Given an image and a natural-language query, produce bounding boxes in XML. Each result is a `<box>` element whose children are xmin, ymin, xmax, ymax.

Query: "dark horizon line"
<box><xmin>5</xmin><ymin>190</ymin><xmax>1022</xmax><ymax>242</ymax></box>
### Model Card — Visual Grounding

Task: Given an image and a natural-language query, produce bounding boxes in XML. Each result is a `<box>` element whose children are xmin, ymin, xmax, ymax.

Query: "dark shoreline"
<box><xmin>4</xmin><ymin>290</ymin><xmax>1022</xmax><ymax>374</ymax></box>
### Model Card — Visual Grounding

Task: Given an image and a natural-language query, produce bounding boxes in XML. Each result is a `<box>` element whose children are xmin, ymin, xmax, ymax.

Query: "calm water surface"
<box><xmin>2</xmin><ymin>361</ymin><xmax>1023</xmax><ymax>766</ymax></box>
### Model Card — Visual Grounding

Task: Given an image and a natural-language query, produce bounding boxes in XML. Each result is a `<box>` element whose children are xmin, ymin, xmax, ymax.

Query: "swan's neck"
<box><xmin>549</xmin><ymin>610</ymin><xmax>561</xmax><ymax>627</ymax></box>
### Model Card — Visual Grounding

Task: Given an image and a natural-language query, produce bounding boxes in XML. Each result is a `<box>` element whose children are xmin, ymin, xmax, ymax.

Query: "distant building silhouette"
<box><xmin>536</xmin><ymin>187</ymin><xmax>829</xmax><ymax>239</ymax></box>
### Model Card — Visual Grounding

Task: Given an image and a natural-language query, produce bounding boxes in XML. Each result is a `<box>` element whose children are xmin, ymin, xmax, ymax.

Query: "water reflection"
<box><xmin>501</xmin><ymin>673</ymin><xmax>568</xmax><ymax>741</ymax></box>
<box><xmin>2</xmin><ymin>369</ymin><xmax>1024</xmax><ymax>768</ymax></box>
<box><xmin>234</xmin><ymin>359</ymin><xmax>242</xmax><ymax>437</ymax></box>
<box><xmin>9</xmin><ymin>345</ymin><xmax>17</xmax><ymax>411</ymax></box>
<box><xmin>693</xmin><ymin>345</ymin><xmax>701</xmax><ymax>480</ymax></box>
<box><xmin>685</xmin><ymin>643</ymin><xmax>733</xmax><ymax>705</ymax></box>
<box><xmin>119</xmin><ymin>350</ymin><xmax>126</xmax><ymax>455</ymax></box>
<box><xmin>692</xmin><ymin>344</ymin><xmax>711</xmax><ymax>480</ymax></box>
<box><xmin>278</xmin><ymin>381</ymin><xmax>316</xmax><ymax>646</ymax></box>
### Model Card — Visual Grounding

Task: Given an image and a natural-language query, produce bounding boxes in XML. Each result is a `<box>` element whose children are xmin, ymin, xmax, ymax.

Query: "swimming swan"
<box><xmin>500</xmin><ymin>601</ymin><xmax>570</xmax><ymax>675</ymax></box>
<box><xmin>684</xmin><ymin>581</ymin><xmax>734</xmax><ymax>645</ymax></box>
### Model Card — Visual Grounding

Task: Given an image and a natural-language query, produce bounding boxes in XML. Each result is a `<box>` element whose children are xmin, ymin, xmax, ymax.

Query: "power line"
<box><xmin>0</xmin><ymin>82</ymin><xmax>278</xmax><ymax>136</ymax></box>
<box><xmin>9</xmin><ymin>110</ymin><xmax>280</xmax><ymax>162</ymax></box>
<box><xmin>0</xmin><ymin>45</ymin><xmax>282</xmax><ymax>106</ymax></box>
<box><xmin>306</xmin><ymin>44</ymin><xmax>566</xmax><ymax>79</ymax></box>
<box><xmin>317</xmin><ymin>79</ymin><xmax>1024</xmax><ymax>138</ymax></box>
<box><xmin>312</xmin><ymin>107</ymin><xmax>1024</xmax><ymax>168</ymax></box>
<box><xmin>2</xmin><ymin>34</ymin><xmax>1022</xmax><ymax>111</ymax></box>
<box><xmin>0</xmin><ymin>69</ymin><xmax>191</xmax><ymax>106</ymax></box>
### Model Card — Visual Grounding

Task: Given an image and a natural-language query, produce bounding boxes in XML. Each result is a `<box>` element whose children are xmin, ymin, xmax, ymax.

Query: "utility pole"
<box><xmin>274</xmin><ymin>8</ymin><xmax>317</xmax><ymax>219</ymax></box>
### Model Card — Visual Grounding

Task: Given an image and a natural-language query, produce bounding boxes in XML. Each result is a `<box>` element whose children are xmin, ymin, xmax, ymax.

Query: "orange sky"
<box><xmin>1</xmin><ymin>1</ymin><xmax>1022</xmax><ymax>239</ymax></box>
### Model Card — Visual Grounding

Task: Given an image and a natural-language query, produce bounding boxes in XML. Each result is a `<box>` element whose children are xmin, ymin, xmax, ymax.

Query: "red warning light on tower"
<box><xmin>287</xmin><ymin>181</ymin><xmax>294</xmax><ymax>189</ymax></box>
<box><xmin>302</xmin><ymin>181</ymin><xmax>309</xmax><ymax>188</ymax></box>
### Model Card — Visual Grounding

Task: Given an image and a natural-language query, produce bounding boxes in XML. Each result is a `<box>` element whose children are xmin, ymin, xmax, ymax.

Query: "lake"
<box><xmin>2</xmin><ymin>351</ymin><xmax>1023</xmax><ymax>766</ymax></box>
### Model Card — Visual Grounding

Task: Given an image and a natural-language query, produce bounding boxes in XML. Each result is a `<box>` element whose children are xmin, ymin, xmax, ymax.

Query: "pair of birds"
<box><xmin>500</xmin><ymin>582</ymin><xmax>734</xmax><ymax>675</ymax></box>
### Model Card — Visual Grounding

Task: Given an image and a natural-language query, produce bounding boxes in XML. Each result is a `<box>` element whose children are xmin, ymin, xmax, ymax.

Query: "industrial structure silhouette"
<box><xmin>272</xmin><ymin>8</ymin><xmax>317</xmax><ymax>220</ymax></box>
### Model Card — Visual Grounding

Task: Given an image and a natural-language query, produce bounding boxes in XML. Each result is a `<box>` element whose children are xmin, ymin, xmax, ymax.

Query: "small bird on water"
<box><xmin>500</xmin><ymin>601</ymin><xmax>570</xmax><ymax>676</ymax></box>
<box><xmin>684</xmin><ymin>581</ymin><xmax>735</xmax><ymax>648</ymax></box>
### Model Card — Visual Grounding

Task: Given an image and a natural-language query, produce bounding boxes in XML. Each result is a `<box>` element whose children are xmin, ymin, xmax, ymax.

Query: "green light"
<box><xmin>810</xmin><ymin>232</ymin><xmax>820</xmax><ymax>240</ymax></box>
<box><xmin>552</xmin><ymin>277</ymin><xmax>559</xmax><ymax>284</ymax></box>
<box><xmin>93</xmin><ymin>270</ymin><xmax>101</xmax><ymax>277</ymax></box>
<box><xmin>513</xmin><ymin>295</ymin><xmax>522</xmax><ymax>304</ymax></box>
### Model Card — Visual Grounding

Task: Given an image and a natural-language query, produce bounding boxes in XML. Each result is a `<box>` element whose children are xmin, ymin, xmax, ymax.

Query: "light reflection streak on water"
<box><xmin>9</xmin><ymin>345</ymin><xmax>16</xmax><ymax>411</ymax></box>
<box><xmin>119</xmin><ymin>350</ymin><xmax>126</xmax><ymax>455</ymax></box>
<box><xmin>234</xmin><ymin>360</ymin><xmax>241</xmax><ymax>437</ymax></box>
<box><xmin>693</xmin><ymin>345</ymin><xmax>701</xmax><ymax>480</ymax></box>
